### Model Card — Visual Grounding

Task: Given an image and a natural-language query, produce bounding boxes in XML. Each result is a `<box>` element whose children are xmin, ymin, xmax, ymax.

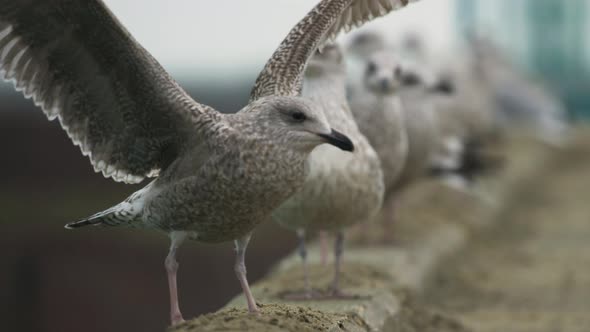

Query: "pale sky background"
<box><xmin>104</xmin><ymin>0</ymin><xmax>457</xmax><ymax>81</ymax></box>
<box><xmin>1</xmin><ymin>1</ymin><xmax>587</xmax><ymax>87</ymax></box>
<box><xmin>2</xmin><ymin>1</ymin><xmax>588</xmax><ymax>114</ymax></box>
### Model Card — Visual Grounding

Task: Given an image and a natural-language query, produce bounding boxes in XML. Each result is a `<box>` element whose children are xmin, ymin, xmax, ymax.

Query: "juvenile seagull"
<box><xmin>362</xmin><ymin>52</ymin><xmax>451</xmax><ymax>186</ymax></box>
<box><xmin>427</xmin><ymin>72</ymin><xmax>498</xmax><ymax>190</ymax></box>
<box><xmin>273</xmin><ymin>44</ymin><xmax>384</xmax><ymax>298</ymax></box>
<box><xmin>345</xmin><ymin>30</ymin><xmax>388</xmax><ymax>102</ymax></box>
<box><xmin>394</xmin><ymin>59</ymin><xmax>440</xmax><ymax>190</ymax></box>
<box><xmin>350</xmin><ymin>32</ymin><xmax>498</xmax><ymax>192</ymax></box>
<box><xmin>468</xmin><ymin>37</ymin><xmax>569</xmax><ymax>146</ymax></box>
<box><xmin>0</xmin><ymin>0</ymin><xmax>419</xmax><ymax>325</ymax></box>
<box><xmin>348</xmin><ymin>51</ymin><xmax>409</xmax><ymax>229</ymax></box>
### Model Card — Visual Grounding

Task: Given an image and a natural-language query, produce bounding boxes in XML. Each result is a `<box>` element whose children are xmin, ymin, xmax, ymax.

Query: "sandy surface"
<box><xmin>168</xmin><ymin>303</ymin><xmax>359</xmax><ymax>332</ymax></box>
<box><xmin>169</xmin><ymin>300</ymin><xmax>471</xmax><ymax>332</ymax></box>
<box><xmin>421</xmin><ymin>132</ymin><xmax>590</xmax><ymax>332</ymax></box>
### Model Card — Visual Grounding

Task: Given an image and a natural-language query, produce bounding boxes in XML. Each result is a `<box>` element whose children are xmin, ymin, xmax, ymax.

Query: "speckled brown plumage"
<box><xmin>0</xmin><ymin>0</ymin><xmax>420</xmax><ymax>325</ymax></box>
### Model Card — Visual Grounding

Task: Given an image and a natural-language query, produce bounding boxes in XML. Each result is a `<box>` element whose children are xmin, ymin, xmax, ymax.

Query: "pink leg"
<box><xmin>234</xmin><ymin>233</ymin><xmax>259</xmax><ymax>314</ymax></box>
<box><xmin>319</xmin><ymin>231</ymin><xmax>329</xmax><ymax>267</ymax></box>
<box><xmin>331</xmin><ymin>231</ymin><xmax>344</xmax><ymax>295</ymax></box>
<box><xmin>328</xmin><ymin>230</ymin><xmax>369</xmax><ymax>300</ymax></box>
<box><xmin>296</xmin><ymin>230</ymin><xmax>312</xmax><ymax>297</ymax></box>
<box><xmin>165</xmin><ymin>231</ymin><xmax>187</xmax><ymax>326</ymax></box>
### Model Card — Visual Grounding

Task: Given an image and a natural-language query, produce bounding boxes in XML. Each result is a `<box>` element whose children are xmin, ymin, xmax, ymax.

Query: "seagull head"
<box><xmin>242</xmin><ymin>96</ymin><xmax>354</xmax><ymax>153</ymax></box>
<box><xmin>363</xmin><ymin>51</ymin><xmax>405</xmax><ymax>95</ymax></box>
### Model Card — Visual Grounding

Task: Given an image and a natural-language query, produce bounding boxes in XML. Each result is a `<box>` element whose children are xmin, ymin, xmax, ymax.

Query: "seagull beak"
<box><xmin>318</xmin><ymin>129</ymin><xmax>355</xmax><ymax>152</ymax></box>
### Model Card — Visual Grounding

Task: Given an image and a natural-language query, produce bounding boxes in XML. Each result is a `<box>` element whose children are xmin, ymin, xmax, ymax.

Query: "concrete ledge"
<box><xmin>170</xmin><ymin>138</ymin><xmax>553</xmax><ymax>332</ymax></box>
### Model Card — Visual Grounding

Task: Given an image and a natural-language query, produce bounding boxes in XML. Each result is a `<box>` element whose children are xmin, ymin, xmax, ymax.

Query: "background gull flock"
<box><xmin>0</xmin><ymin>0</ymin><xmax>587</xmax><ymax>332</ymax></box>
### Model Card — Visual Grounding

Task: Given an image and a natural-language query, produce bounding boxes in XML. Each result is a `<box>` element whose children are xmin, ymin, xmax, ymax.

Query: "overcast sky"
<box><xmin>0</xmin><ymin>0</ymin><xmax>456</xmax><ymax>90</ymax></box>
<box><xmin>103</xmin><ymin>0</ymin><xmax>456</xmax><ymax>80</ymax></box>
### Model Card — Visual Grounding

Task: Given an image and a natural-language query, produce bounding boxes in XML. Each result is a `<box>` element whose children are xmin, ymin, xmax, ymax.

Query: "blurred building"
<box><xmin>456</xmin><ymin>0</ymin><xmax>590</xmax><ymax>119</ymax></box>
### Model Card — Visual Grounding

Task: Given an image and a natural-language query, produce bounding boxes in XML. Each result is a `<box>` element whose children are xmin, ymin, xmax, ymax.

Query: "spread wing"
<box><xmin>0</xmin><ymin>0</ymin><xmax>218</xmax><ymax>184</ymax></box>
<box><xmin>250</xmin><ymin>0</ymin><xmax>419</xmax><ymax>100</ymax></box>
<box><xmin>323</xmin><ymin>0</ymin><xmax>418</xmax><ymax>43</ymax></box>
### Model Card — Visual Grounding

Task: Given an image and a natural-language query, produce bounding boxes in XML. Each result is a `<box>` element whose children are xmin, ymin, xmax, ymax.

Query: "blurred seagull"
<box><xmin>349</xmin><ymin>43</ymin><xmax>450</xmax><ymax>238</ymax></box>
<box><xmin>468</xmin><ymin>37</ymin><xmax>570</xmax><ymax>146</ymax></box>
<box><xmin>389</xmin><ymin>31</ymin><xmax>502</xmax><ymax>191</ymax></box>
<box><xmin>0</xmin><ymin>0</ymin><xmax>419</xmax><ymax>325</ymax></box>
<box><xmin>393</xmin><ymin>58</ymin><xmax>440</xmax><ymax>192</ymax></box>
<box><xmin>345</xmin><ymin>30</ymin><xmax>388</xmax><ymax>101</ymax></box>
<box><xmin>348</xmin><ymin>50</ymin><xmax>408</xmax><ymax>235</ymax></box>
<box><xmin>273</xmin><ymin>44</ymin><xmax>384</xmax><ymax>299</ymax></box>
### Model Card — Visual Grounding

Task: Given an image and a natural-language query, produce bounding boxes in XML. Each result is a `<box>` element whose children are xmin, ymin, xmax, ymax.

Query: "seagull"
<box><xmin>345</xmin><ymin>30</ymin><xmax>388</xmax><ymax>103</ymax></box>
<box><xmin>394</xmin><ymin>58</ymin><xmax>440</xmax><ymax>191</ymax></box>
<box><xmin>468</xmin><ymin>36</ymin><xmax>569</xmax><ymax>146</ymax></box>
<box><xmin>391</xmin><ymin>51</ymin><xmax>502</xmax><ymax>198</ymax></box>
<box><xmin>431</xmin><ymin>49</ymin><xmax>499</xmax><ymax>146</ymax></box>
<box><xmin>347</xmin><ymin>50</ymin><xmax>409</xmax><ymax>233</ymax></box>
<box><xmin>392</xmin><ymin>31</ymin><xmax>491</xmax><ymax>145</ymax></box>
<box><xmin>349</xmin><ymin>31</ymin><xmax>501</xmax><ymax>194</ymax></box>
<box><xmin>0</xmin><ymin>0</ymin><xmax>419</xmax><ymax>325</ymax></box>
<box><xmin>272</xmin><ymin>43</ymin><xmax>384</xmax><ymax>298</ymax></box>
<box><xmin>426</xmin><ymin>72</ymin><xmax>498</xmax><ymax>190</ymax></box>
<box><xmin>349</xmin><ymin>48</ymin><xmax>450</xmax><ymax>239</ymax></box>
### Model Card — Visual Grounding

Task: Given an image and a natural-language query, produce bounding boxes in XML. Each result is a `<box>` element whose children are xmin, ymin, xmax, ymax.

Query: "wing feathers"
<box><xmin>324</xmin><ymin>0</ymin><xmax>416</xmax><ymax>43</ymax></box>
<box><xmin>0</xmin><ymin>0</ymin><xmax>217</xmax><ymax>184</ymax></box>
<box><xmin>251</xmin><ymin>0</ymin><xmax>418</xmax><ymax>100</ymax></box>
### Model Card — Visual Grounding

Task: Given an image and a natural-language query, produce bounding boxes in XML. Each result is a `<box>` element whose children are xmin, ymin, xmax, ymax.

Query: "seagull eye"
<box><xmin>291</xmin><ymin>111</ymin><xmax>307</xmax><ymax>122</ymax></box>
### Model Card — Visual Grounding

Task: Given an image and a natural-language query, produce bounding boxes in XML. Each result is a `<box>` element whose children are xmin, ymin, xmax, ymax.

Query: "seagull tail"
<box><xmin>65</xmin><ymin>181</ymin><xmax>152</xmax><ymax>230</ymax></box>
<box><xmin>65</xmin><ymin>204</ymin><xmax>135</xmax><ymax>229</ymax></box>
<box><xmin>65</xmin><ymin>216</ymin><xmax>101</xmax><ymax>229</ymax></box>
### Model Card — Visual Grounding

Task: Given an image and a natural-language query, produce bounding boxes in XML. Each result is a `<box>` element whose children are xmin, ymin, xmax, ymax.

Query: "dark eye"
<box><xmin>367</xmin><ymin>61</ymin><xmax>377</xmax><ymax>74</ymax></box>
<box><xmin>291</xmin><ymin>111</ymin><xmax>307</xmax><ymax>122</ymax></box>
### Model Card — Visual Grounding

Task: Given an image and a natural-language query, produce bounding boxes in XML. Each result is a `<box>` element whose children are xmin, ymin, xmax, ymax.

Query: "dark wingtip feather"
<box><xmin>64</xmin><ymin>218</ymin><xmax>98</xmax><ymax>229</ymax></box>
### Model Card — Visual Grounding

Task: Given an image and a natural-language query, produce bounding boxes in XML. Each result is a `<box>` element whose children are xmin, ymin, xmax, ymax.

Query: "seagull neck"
<box><xmin>223</xmin><ymin>112</ymin><xmax>291</xmax><ymax>149</ymax></box>
<box><xmin>224</xmin><ymin>112</ymin><xmax>263</xmax><ymax>135</ymax></box>
<box><xmin>368</xmin><ymin>89</ymin><xmax>397</xmax><ymax>103</ymax></box>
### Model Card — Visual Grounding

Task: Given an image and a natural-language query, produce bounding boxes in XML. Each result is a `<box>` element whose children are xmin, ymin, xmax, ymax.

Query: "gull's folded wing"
<box><xmin>251</xmin><ymin>0</ymin><xmax>419</xmax><ymax>100</ymax></box>
<box><xmin>0</xmin><ymin>0</ymin><xmax>217</xmax><ymax>183</ymax></box>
